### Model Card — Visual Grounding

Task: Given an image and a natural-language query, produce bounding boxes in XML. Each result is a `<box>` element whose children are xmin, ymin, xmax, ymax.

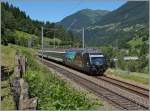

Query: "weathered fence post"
<box><xmin>20</xmin><ymin>55</ymin><xmax>26</xmax><ymax>78</ymax></box>
<box><xmin>18</xmin><ymin>79</ymin><xmax>38</xmax><ymax>110</ymax></box>
<box><xmin>11</xmin><ymin>54</ymin><xmax>37</xmax><ymax>110</ymax></box>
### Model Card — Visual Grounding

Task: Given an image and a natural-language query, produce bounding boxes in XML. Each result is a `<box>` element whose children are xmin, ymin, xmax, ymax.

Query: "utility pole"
<box><xmin>82</xmin><ymin>27</ymin><xmax>85</xmax><ymax>49</ymax></box>
<box><xmin>115</xmin><ymin>39</ymin><xmax>118</xmax><ymax>69</ymax></box>
<box><xmin>53</xmin><ymin>30</ymin><xmax>55</xmax><ymax>48</ymax></box>
<box><xmin>41</xmin><ymin>26</ymin><xmax>43</xmax><ymax>62</ymax></box>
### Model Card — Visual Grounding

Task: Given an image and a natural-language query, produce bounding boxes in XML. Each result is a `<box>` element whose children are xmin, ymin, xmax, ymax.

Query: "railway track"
<box><xmin>40</xmin><ymin>58</ymin><xmax>149</xmax><ymax>110</ymax></box>
<box><xmin>96</xmin><ymin>76</ymin><xmax>149</xmax><ymax>99</ymax></box>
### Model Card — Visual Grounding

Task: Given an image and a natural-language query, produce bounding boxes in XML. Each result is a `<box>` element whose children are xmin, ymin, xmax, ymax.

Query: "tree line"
<box><xmin>101</xmin><ymin>27</ymin><xmax>148</xmax><ymax>73</ymax></box>
<box><xmin>1</xmin><ymin>2</ymin><xmax>81</xmax><ymax>47</ymax></box>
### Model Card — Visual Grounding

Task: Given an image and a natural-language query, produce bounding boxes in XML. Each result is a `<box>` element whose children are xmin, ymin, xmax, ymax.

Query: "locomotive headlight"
<box><xmin>86</xmin><ymin>62</ymin><xmax>89</xmax><ymax>66</ymax></box>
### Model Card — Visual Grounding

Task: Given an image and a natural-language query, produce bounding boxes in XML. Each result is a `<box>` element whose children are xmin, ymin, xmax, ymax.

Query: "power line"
<box><xmin>41</xmin><ymin>26</ymin><xmax>44</xmax><ymax>62</ymax></box>
<box><xmin>65</xmin><ymin>0</ymin><xmax>82</xmax><ymax>16</ymax></box>
<box><xmin>82</xmin><ymin>27</ymin><xmax>85</xmax><ymax>49</ymax></box>
<box><xmin>66</xmin><ymin>19</ymin><xmax>77</xmax><ymax>31</ymax></box>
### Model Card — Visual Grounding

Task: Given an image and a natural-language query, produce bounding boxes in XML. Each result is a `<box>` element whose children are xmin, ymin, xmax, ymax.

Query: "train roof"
<box><xmin>65</xmin><ymin>48</ymin><xmax>102</xmax><ymax>54</ymax></box>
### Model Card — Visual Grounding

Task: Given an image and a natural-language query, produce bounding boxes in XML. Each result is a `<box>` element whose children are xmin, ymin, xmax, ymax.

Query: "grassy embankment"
<box><xmin>1</xmin><ymin>45</ymin><xmax>16</xmax><ymax>109</ymax></box>
<box><xmin>1</xmin><ymin>44</ymin><xmax>102</xmax><ymax>110</ymax></box>
<box><xmin>6</xmin><ymin>30</ymin><xmax>62</xmax><ymax>48</ymax></box>
<box><xmin>105</xmin><ymin>68</ymin><xmax>149</xmax><ymax>86</ymax></box>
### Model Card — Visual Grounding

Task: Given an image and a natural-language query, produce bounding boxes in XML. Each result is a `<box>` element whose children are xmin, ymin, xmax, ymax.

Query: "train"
<box><xmin>63</xmin><ymin>48</ymin><xmax>107</xmax><ymax>76</ymax></box>
<box><xmin>39</xmin><ymin>48</ymin><xmax>108</xmax><ymax>76</ymax></box>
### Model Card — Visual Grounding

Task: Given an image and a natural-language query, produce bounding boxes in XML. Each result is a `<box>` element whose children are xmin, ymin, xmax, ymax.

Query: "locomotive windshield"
<box><xmin>90</xmin><ymin>55</ymin><xmax>105</xmax><ymax>65</ymax></box>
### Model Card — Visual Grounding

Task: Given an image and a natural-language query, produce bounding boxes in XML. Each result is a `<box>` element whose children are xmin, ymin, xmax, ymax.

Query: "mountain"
<box><xmin>60</xmin><ymin>1</ymin><xmax>149</xmax><ymax>47</ymax></box>
<box><xmin>86</xmin><ymin>1</ymin><xmax>149</xmax><ymax>47</ymax></box>
<box><xmin>96</xmin><ymin>1</ymin><xmax>149</xmax><ymax>27</ymax></box>
<box><xmin>58</xmin><ymin>9</ymin><xmax>109</xmax><ymax>30</ymax></box>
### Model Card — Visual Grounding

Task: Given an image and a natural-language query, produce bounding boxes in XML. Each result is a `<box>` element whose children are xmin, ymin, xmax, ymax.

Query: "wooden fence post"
<box><xmin>19</xmin><ymin>79</ymin><xmax>37</xmax><ymax>110</ymax></box>
<box><xmin>11</xmin><ymin>54</ymin><xmax>37</xmax><ymax>110</ymax></box>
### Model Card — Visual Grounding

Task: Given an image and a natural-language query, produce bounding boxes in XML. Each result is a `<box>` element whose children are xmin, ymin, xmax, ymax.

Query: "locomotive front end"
<box><xmin>89</xmin><ymin>54</ymin><xmax>107</xmax><ymax>75</ymax></box>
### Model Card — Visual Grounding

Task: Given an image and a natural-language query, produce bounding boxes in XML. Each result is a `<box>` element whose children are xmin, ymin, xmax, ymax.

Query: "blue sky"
<box><xmin>4</xmin><ymin>0</ymin><xmax>126</xmax><ymax>22</ymax></box>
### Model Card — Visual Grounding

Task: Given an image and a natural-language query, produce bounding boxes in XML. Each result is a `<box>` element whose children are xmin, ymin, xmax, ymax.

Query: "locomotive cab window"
<box><xmin>90</xmin><ymin>55</ymin><xmax>105</xmax><ymax>65</ymax></box>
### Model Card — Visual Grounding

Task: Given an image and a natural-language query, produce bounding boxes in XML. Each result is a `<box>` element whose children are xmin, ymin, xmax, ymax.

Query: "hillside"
<box><xmin>1</xmin><ymin>2</ymin><xmax>77</xmax><ymax>47</ymax></box>
<box><xmin>96</xmin><ymin>1</ymin><xmax>149</xmax><ymax>26</ymax></box>
<box><xmin>86</xmin><ymin>1</ymin><xmax>149</xmax><ymax>47</ymax></box>
<box><xmin>58</xmin><ymin>9</ymin><xmax>109</xmax><ymax>30</ymax></box>
<box><xmin>59</xmin><ymin>1</ymin><xmax>149</xmax><ymax>47</ymax></box>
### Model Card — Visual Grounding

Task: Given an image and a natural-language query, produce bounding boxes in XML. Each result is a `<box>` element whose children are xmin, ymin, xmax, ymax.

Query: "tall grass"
<box><xmin>106</xmin><ymin>68</ymin><xmax>149</xmax><ymax>85</ymax></box>
<box><xmin>1</xmin><ymin>45</ymin><xmax>16</xmax><ymax>67</ymax></box>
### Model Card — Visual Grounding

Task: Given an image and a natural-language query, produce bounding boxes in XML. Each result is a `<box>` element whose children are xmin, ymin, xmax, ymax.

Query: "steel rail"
<box><xmin>40</xmin><ymin>58</ymin><xmax>148</xmax><ymax>110</ymax></box>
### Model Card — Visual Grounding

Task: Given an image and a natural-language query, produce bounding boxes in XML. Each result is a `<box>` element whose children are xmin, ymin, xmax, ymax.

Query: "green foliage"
<box><xmin>127</xmin><ymin>28</ymin><xmax>148</xmax><ymax>73</ymax></box>
<box><xmin>100</xmin><ymin>28</ymin><xmax>148</xmax><ymax>73</ymax></box>
<box><xmin>9</xmin><ymin>45</ymin><xmax>102</xmax><ymax>110</ymax></box>
<box><xmin>2</xmin><ymin>30</ymin><xmax>40</xmax><ymax>48</ymax></box>
<box><xmin>64</xmin><ymin>1</ymin><xmax>148</xmax><ymax>47</ymax></box>
<box><xmin>24</xmin><ymin>70</ymin><xmax>100</xmax><ymax>110</ymax></box>
<box><xmin>127</xmin><ymin>38</ymin><xmax>144</xmax><ymax>48</ymax></box>
<box><xmin>1</xmin><ymin>45</ymin><xmax>17</xmax><ymax>110</ymax></box>
<box><xmin>60</xmin><ymin>9</ymin><xmax>109</xmax><ymax>29</ymax></box>
<box><xmin>100</xmin><ymin>45</ymin><xmax>114</xmax><ymax>58</ymax></box>
<box><xmin>106</xmin><ymin>68</ymin><xmax>149</xmax><ymax>85</ymax></box>
<box><xmin>1</xmin><ymin>80</ymin><xmax>16</xmax><ymax>110</ymax></box>
<box><xmin>96</xmin><ymin>1</ymin><xmax>149</xmax><ymax>26</ymax></box>
<box><xmin>1</xmin><ymin>2</ymin><xmax>78</xmax><ymax>47</ymax></box>
<box><xmin>99</xmin><ymin>25</ymin><xmax>148</xmax><ymax>73</ymax></box>
<box><xmin>1</xmin><ymin>45</ymin><xmax>16</xmax><ymax>67</ymax></box>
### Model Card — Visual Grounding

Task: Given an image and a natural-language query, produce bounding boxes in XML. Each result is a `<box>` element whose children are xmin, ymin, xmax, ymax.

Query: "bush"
<box><xmin>2</xmin><ymin>30</ymin><xmax>40</xmax><ymax>48</ymax></box>
<box><xmin>24</xmin><ymin>70</ymin><xmax>100</xmax><ymax>109</ymax></box>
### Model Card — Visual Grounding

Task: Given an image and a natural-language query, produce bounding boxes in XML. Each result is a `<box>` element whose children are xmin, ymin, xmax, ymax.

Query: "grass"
<box><xmin>44</xmin><ymin>37</ymin><xmax>61</xmax><ymax>44</ymax></box>
<box><xmin>1</xmin><ymin>80</ymin><xmax>16</xmax><ymax>110</ymax></box>
<box><xmin>1</xmin><ymin>45</ymin><xmax>16</xmax><ymax>68</ymax></box>
<box><xmin>1</xmin><ymin>44</ymin><xmax>102</xmax><ymax>110</ymax></box>
<box><xmin>1</xmin><ymin>45</ymin><xmax>17</xmax><ymax>110</ymax></box>
<box><xmin>105</xmin><ymin>68</ymin><xmax>149</xmax><ymax>85</ymax></box>
<box><xmin>1</xmin><ymin>44</ymin><xmax>36</xmax><ymax>110</ymax></box>
<box><xmin>7</xmin><ymin>30</ymin><xmax>40</xmax><ymax>48</ymax></box>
